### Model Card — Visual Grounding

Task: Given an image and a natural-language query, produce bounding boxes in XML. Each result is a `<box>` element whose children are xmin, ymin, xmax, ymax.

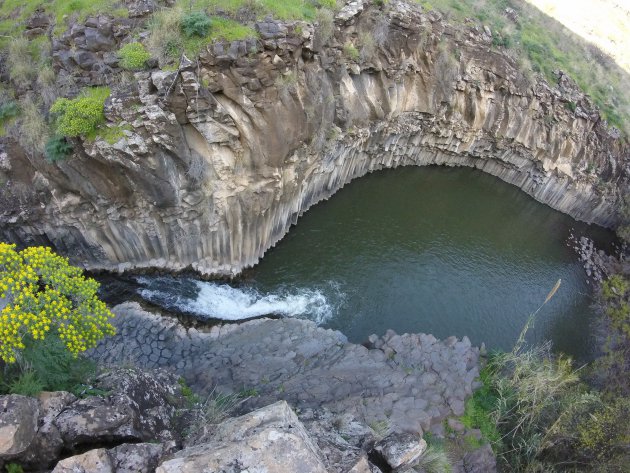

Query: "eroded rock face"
<box><xmin>1</xmin><ymin>0</ymin><xmax>628</xmax><ymax>275</ymax></box>
<box><xmin>156</xmin><ymin>400</ymin><xmax>328</xmax><ymax>473</ymax></box>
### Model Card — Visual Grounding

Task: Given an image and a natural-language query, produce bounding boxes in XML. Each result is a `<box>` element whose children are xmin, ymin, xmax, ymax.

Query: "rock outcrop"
<box><xmin>91</xmin><ymin>302</ymin><xmax>481</xmax><ymax>437</ymax></box>
<box><xmin>156</xmin><ymin>401</ymin><xmax>328</xmax><ymax>473</ymax></box>
<box><xmin>85</xmin><ymin>303</ymin><xmax>495</xmax><ymax>472</ymax></box>
<box><xmin>0</xmin><ymin>367</ymin><xmax>185</xmax><ymax>471</ymax></box>
<box><xmin>1</xmin><ymin>0</ymin><xmax>627</xmax><ymax>275</ymax></box>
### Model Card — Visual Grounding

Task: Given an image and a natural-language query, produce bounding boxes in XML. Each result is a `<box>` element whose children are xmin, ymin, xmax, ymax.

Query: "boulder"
<box><xmin>95</xmin><ymin>367</ymin><xmax>185</xmax><ymax>442</ymax></box>
<box><xmin>156</xmin><ymin>401</ymin><xmax>327</xmax><ymax>473</ymax></box>
<box><xmin>373</xmin><ymin>433</ymin><xmax>427</xmax><ymax>471</ymax></box>
<box><xmin>54</xmin><ymin>396</ymin><xmax>140</xmax><ymax>449</ymax></box>
<box><xmin>1</xmin><ymin>392</ymin><xmax>77</xmax><ymax>470</ymax></box>
<box><xmin>52</xmin><ymin>448</ymin><xmax>114</xmax><ymax>473</ymax></box>
<box><xmin>54</xmin><ymin>367</ymin><xmax>184</xmax><ymax>449</ymax></box>
<box><xmin>110</xmin><ymin>442</ymin><xmax>173</xmax><ymax>473</ymax></box>
<box><xmin>0</xmin><ymin>395</ymin><xmax>39</xmax><ymax>461</ymax></box>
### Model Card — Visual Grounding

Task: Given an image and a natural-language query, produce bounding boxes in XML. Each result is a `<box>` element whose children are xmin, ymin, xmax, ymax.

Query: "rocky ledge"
<box><xmin>92</xmin><ymin>302</ymin><xmax>481</xmax><ymax>436</ymax></box>
<box><xmin>1</xmin><ymin>301</ymin><xmax>496</xmax><ymax>471</ymax></box>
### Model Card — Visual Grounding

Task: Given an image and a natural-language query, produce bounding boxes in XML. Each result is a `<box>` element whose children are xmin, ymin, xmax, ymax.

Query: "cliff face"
<box><xmin>1</xmin><ymin>0</ymin><xmax>628</xmax><ymax>275</ymax></box>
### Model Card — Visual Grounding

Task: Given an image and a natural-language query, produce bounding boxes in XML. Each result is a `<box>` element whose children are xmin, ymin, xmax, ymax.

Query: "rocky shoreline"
<box><xmin>0</xmin><ymin>302</ymin><xmax>496</xmax><ymax>472</ymax></box>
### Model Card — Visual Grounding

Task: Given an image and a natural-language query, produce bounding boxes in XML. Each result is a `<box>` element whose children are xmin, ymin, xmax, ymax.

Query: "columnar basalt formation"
<box><xmin>1</xmin><ymin>0</ymin><xmax>628</xmax><ymax>275</ymax></box>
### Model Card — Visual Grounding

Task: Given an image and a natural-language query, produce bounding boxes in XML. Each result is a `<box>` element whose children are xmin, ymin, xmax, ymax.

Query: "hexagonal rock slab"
<box><xmin>156</xmin><ymin>401</ymin><xmax>328</xmax><ymax>473</ymax></box>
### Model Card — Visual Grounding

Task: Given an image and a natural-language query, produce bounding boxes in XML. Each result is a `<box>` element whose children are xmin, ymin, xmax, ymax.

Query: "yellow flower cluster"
<box><xmin>0</xmin><ymin>243</ymin><xmax>116</xmax><ymax>363</ymax></box>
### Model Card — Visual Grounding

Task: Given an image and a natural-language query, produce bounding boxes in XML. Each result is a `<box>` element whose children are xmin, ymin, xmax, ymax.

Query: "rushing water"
<box><xmin>133</xmin><ymin>166</ymin><xmax>615</xmax><ymax>359</ymax></box>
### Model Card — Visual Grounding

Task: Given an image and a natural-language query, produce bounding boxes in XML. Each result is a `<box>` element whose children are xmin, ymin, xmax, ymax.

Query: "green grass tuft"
<box><xmin>118</xmin><ymin>42</ymin><xmax>152</xmax><ymax>71</ymax></box>
<box><xmin>460</xmin><ymin>363</ymin><xmax>502</xmax><ymax>448</ymax></box>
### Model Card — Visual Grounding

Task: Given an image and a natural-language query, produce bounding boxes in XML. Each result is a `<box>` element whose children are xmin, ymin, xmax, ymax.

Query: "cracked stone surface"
<box><xmin>91</xmin><ymin>302</ymin><xmax>481</xmax><ymax>435</ymax></box>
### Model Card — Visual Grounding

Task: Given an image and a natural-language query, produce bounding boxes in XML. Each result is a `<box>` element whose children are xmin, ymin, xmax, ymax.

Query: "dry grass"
<box><xmin>7</xmin><ymin>37</ymin><xmax>36</xmax><ymax>83</ymax></box>
<box><xmin>314</xmin><ymin>8</ymin><xmax>335</xmax><ymax>46</ymax></box>
<box><xmin>525</xmin><ymin>0</ymin><xmax>630</xmax><ymax>74</ymax></box>
<box><xmin>13</xmin><ymin>95</ymin><xmax>49</xmax><ymax>155</ymax></box>
<box><xmin>147</xmin><ymin>7</ymin><xmax>185</xmax><ymax>65</ymax></box>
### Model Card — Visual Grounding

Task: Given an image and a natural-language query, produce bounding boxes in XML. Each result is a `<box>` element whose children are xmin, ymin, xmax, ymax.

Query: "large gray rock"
<box><xmin>96</xmin><ymin>367</ymin><xmax>185</xmax><ymax>442</ymax></box>
<box><xmin>18</xmin><ymin>392</ymin><xmax>76</xmax><ymax>469</ymax></box>
<box><xmin>156</xmin><ymin>401</ymin><xmax>328</xmax><ymax>473</ymax></box>
<box><xmin>53</xmin><ymin>367</ymin><xmax>184</xmax><ymax>449</ymax></box>
<box><xmin>54</xmin><ymin>396</ymin><xmax>140</xmax><ymax>448</ymax></box>
<box><xmin>373</xmin><ymin>433</ymin><xmax>427</xmax><ymax>471</ymax></box>
<box><xmin>110</xmin><ymin>442</ymin><xmax>173</xmax><ymax>473</ymax></box>
<box><xmin>0</xmin><ymin>395</ymin><xmax>39</xmax><ymax>461</ymax></box>
<box><xmin>52</xmin><ymin>448</ymin><xmax>114</xmax><ymax>473</ymax></box>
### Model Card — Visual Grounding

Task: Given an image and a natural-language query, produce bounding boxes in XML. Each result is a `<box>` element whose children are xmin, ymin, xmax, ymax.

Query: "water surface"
<box><xmin>136</xmin><ymin>166</ymin><xmax>614</xmax><ymax>359</ymax></box>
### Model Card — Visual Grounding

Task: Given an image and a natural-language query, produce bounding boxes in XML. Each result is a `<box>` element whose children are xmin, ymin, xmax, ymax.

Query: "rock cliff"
<box><xmin>1</xmin><ymin>0</ymin><xmax>628</xmax><ymax>275</ymax></box>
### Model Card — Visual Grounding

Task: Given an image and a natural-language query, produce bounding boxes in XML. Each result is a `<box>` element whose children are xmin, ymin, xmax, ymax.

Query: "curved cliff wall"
<box><xmin>1</xmin><ymin>1</ymin><xmax>628</xmax><ymax>275</ymax></box>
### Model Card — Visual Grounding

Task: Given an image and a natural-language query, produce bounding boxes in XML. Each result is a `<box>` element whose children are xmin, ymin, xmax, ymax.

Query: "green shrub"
<box><xmin>8</xmin><ymin>371</ymin><xmax>45</xmax><ymax>397</ymax></box>
<box><xmin>181</xmin><ymin>11</ymin><xmax>211</xmax><ymax>38</ymax></box>
<box><xmin>0</xmin><ymin>101</ymin><xmax>19</xmax><ymax>136</ymax></box>
<box><xmin>0</xmin><ymin>243</ymin><xmax>116</xmax><ymax>364</ymax></box>
<box><xmin>207</xmin><ymin>17</ymin><xmax>257</xmax><ymax>42</ymax></box>
<box><xmin>601</xmin><ymin>274</ymin><xmax>630</xmax><ymax>339</ymax></box>
<box><xmin>1</xmin><ymin>336</ymin><xmax>98</xmax><ymax>397</ymax></box>
<box><xmin>50</xmin><ymin>87</ymin><xmax>110</xmax><ymax>137</ymax></box>
<box><xmin>343</xmin><ymin>42</ymin><xmax>359</xmax><ymax>61</ymax></box>
<box><xmin>45</xmin><ymin>135</ymin><xmax>73</xmax><ymax>162</ymax></box>
<box><xmin>5</xmin><ymin>463</ymin><xmax>24</xmax><ymax>473</ymax></box>
<box><xmin>118</xmin><ymin>42</ymin><xmax>151</xmax><ymax>70</ymax></box>
<box><xmin>0</xmin><ymin>101</ymin><xmax>19</xmax><ymax>121</ymax></box>
<box><xmin>460</xmin><ymin>362</ymin><xmax>501</xmax><ymax>447</ymax></box>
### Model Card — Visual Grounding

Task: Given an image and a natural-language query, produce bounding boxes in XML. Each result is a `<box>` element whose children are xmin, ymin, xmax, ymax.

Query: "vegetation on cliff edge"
<box><xmin>0</xmin><ymin>243</ymin><xmax>115</xmax><ymax>396</ymax></box>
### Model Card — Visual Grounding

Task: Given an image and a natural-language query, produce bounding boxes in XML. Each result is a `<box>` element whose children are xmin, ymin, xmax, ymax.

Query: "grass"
<box><xmin>148</xmin><ymin>8</ymin><xmax>257</xmax><ymax>64</ymax></box>
<box><xmin>0</xmin><ymin>334</ymin><xmax>98</xmax><ymax>397</ymax></box>
<box><xmin>460</xmin><ymin>362</ymin><xmax>502</xmax><ymax>447</ymax></box>
<box><xmin>419</xmin><ymin>434</ymin><xmax>454</xmax><ymax>473</ymax></box>
<box><xmin>0</xmin><ymin>0</ymin><xmax>126</xmax><ymax>46</ymax></box>
<box><xmin>525</xmin><ymin>0</ymin><xmax>630</xmax><ymax>74</ymax></box>
<box><xmin>176</xmin><ymin>0</ymin><xmax>319</xmax><ymax>20</ymax></box>
<box><xmin>184</xmin><ymin>386</ymin><xmax>254</xmax><ymax>442</ymax></box>
<box><xmin>415</xmin><ymin>0</ymin><xmax>630</xmax><ymax>135</ymax></box>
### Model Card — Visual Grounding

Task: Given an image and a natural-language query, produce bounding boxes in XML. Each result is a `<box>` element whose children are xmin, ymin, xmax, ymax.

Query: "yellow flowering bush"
<box><xmin>0</xmin><ymin>243</ymin><xmax>115</xmax><ymax>364</ymax></box>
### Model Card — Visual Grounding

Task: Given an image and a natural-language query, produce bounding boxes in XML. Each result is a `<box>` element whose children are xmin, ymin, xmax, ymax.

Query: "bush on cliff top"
<box><xmin>50</xmin><ymin>87</ymin><xmax>110</xmax><ymax>138</ymax></box>
<box><xmin>118</xmin><ymin>42</ymin><xmax>152</xmax><ymax>70</ymax></box>
<box><xmin>181</xmin><ymin>11</ymin><xmax>212</xmax><ymax>38</ymax></box>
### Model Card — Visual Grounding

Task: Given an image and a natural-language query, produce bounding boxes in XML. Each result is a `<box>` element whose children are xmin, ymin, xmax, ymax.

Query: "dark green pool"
<box><xmin>136</xmin><ymin>166</ymin><xmax>614</xmax><ymax>360</ymax></box>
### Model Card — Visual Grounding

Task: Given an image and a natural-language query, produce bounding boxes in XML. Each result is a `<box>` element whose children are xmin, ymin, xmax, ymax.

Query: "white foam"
<box><xmin>136</xmin><ymin>277</ymin><xmax>338</xmax><ymax>324</ymax></box>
